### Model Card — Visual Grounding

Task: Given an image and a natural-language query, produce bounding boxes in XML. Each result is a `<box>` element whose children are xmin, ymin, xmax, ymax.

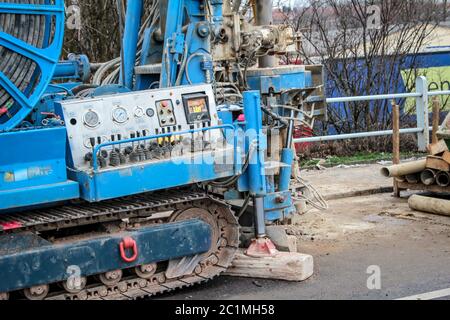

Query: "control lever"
<box><xmin>85</xmin><ymin>137</ymin><xmax>106</xmax><ymax>168</ymax></box>
<box><xmin>129</xmin><ymin>133</ymin><xmax>139</xmax><ymax>163</ymax></box>
<box><xmin>142</xmin><ymin>131</ymin><xmax>152</xmax><ymax>160</ymax></box>
<box><xmin>117</xmin><ymin>134</ymin><xmax>127</xmax><ymax>165</ymax></box>
<box><xmin>136</xmin><ymin>132</ymin><xmax>145</xmax><ymax>161</ymax></box>
<box><xmin>109</xmin><ymin>135</ymin><xmax>120</xmax><ymax>167</ymax></box>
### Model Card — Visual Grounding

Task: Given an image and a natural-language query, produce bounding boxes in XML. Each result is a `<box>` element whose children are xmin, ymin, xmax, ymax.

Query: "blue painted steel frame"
<box><xmin>0</xmin><ymin>219</ymin><xmax>211</xmax><ymax>293</ymax></box>
<box><xmin>247</xmin><ymin>70</ymin><xmax>312</xmax><ymax>94</ymax></box>
<box><xmin>121</xmin><ymin>0</ymin><xmax>144</xmax><ymax>90</ymax></box>
<box><xmin>241</xmin><ymin>91</ymin><xmax>267</xmax><ymax>197</ymax></box>
<box><xmin>0</xmin><ymin>0</ymin><xmax>65</xmax><ymax>131</ymax></box>
<box><xmin>238</xmin><ymin>91</ymin><xmax>296</xmax><ymax>222</ymax></box>
<box><xmin>0</xmin><ymin>127</ymin><xmax>79</xmax><ymax>212</ymax></box>
<box><xmin>160</xmin><ymin>0</ymin><xmax>212</xmax><ymax>87</ymax></box>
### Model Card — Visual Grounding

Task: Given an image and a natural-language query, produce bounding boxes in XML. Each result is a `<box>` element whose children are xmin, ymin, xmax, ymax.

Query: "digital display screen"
<box><xmin>187</xmin><ymin>97</ymin><xmax>208</xmax><ymax>115</ymax></box>
<box><xmin>183</xmin><ymin>93</ymin><xmax>211</xmax><ymax>124</ymax></box>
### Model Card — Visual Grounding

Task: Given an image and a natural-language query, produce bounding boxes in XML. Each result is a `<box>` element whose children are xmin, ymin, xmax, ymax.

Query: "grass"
<box><xmin>300</xmin><ymin>151</ymin><xmax>426</xmax><ymax>168</ymax></box>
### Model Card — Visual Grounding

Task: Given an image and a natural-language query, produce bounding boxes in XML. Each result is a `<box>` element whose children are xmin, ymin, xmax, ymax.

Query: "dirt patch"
<box><xmin>290</xmin><ymin>193</ymin><xmax>450</xmax><ymax>254</ymax></box>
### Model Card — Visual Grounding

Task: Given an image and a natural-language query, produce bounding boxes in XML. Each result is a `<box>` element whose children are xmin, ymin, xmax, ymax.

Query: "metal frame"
<box><xmin>294</xmin><ymin>76</ymin><xmax>450</xmax><ymax>152</ymax></box>
<box><xmin>0</xmin><ymin>0</ymin><xmax>65</xmax><ymax>131</ymax></box>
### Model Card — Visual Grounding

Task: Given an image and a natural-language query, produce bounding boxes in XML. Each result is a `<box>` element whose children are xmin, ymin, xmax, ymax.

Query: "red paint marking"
<box><xmin>0</xmin><ymin>222</ymin><xmax>23</xmax><ymax>231</ymax></box>
<box><xmin>245</xmin><ymin>238</ymin><xmax>279</xmax><ymax>258</ymax></box>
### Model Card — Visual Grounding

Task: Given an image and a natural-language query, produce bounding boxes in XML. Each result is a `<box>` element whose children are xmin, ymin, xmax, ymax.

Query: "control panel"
<box><xmin>58</xmin><ymin>84</ymin><xmax>226</xmax><ymax>170</ymax></box>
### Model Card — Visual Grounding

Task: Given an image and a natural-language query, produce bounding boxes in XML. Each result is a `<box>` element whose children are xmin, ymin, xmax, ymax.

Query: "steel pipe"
<box><xmin>326</xmin><ymin>93</ymin><xmax>421</xmax><ymax>104</ymax></box>
<box><xmin>254</xmin><ymin>197</ymin><xmax>266</xmax><ymax>238</ymax></box>
<box><xmin>294</xmin><ymin>128</ymin><xmax>423</xmax><ymax>144</ymax></box>
<box><xmin>121</xmin><ymin>0</ymin><xmax>144</xmax><ymax>89</ymax></box>
<box><xmin>255</xmin><ymin>0</ymin><xmax>276</xmax><ymax>68</ymax></box>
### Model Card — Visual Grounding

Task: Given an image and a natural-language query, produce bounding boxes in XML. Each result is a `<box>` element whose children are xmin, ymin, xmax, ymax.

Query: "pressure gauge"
<box><xmin>83</xmin><ymin>110</ymin><xmax>100</xmax><ymax>128</ymax></box>
<box><xmin>134</xmin><ymin>106</ymin><xmax>144</xmax><ymax>118</ymax></box>
<box><xmin>112</xmin><ymin>106</ymin><xmax>129</xmax><ymax>124</ymax></box>
<box><xmin>146</xmin><ymin>108</ymin><xmax>155</xmax><ymax>118</ymax></box>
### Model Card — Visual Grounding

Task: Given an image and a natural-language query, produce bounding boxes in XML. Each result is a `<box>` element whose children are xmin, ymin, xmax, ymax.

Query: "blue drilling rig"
<box><xmin>0</xmin><ymin>0</ymin><xmax>324</xmax><ymax>300</ymax></box>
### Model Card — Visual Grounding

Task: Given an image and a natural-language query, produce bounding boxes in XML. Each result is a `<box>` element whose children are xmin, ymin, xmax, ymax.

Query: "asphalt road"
<box><xmin>161</xmin><ymin>192</ymin><xmax>450</xmax><ymax>300</ymax></box>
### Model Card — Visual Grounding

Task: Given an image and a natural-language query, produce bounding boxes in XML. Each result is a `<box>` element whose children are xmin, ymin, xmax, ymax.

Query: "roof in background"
<box><xmin>422</xmin><ymin>25</ymin><xmax>450</xmax><ymax>52</ymax></box>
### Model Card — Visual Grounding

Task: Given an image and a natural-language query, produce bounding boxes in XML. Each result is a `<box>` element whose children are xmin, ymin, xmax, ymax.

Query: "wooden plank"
<box><xmin>432</xmin><ymin>97</ymin><xmax>441</xmax><ymax>145</ymax></box>
<box><xmin>392</xmin><ymin>102</ymin><xmax>401</xmax><ymax>198</ymax></box>
<box><xmin>426</xmin><ymin>156</ymin><xmax>450</xmax><ymax>172</ymax></box>
<box><xmin>427</xmin><ymin>140</ymin><xmax>448</xmax><ymax>156</ymax></box>
<box><xmin>442</xmin><ymin>151</ymin><xmax>450</xmax><ymax>165</ymax></box>
<box><xmin>397</xmin><ymin>181</ymin><xmax>450</xmax><ymax>194</ymax></box>
<box><xmin>225</xmin><ymin>250</ymin><xmax>314</xmax><ymax>282</ymax></box>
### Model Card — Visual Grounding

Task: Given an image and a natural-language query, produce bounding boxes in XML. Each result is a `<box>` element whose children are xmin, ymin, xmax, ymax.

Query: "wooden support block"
<box><xmin>225</xmin><ymin>250</ymin><xmax>314</xmax><ymax>282</ymax></box>
<box><xmin>426</xmin><ymin>156</ymin><xmax>450</xmax><ymax>172</ymax></box>
<box><xmin>442</xmin><ymin>151</ymin><xmax>450</xmax><ymax>165</ymax></box>
<box><xmin>427</xmin><ymin>140</ymin><xmax>448</xmax><ymax>156</ymax></box>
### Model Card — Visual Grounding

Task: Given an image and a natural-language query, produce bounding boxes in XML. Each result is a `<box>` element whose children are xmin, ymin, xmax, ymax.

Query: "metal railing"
<box><xmin>294</xmin><ymin>76</ymin><xmax>450</xmax><ymax>152</ymax></box>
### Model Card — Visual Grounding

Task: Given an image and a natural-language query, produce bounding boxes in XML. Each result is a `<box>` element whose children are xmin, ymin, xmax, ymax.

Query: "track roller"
<box><xmin>166</xmin><ymin>201</ymin><xmax>239</xmax><ymax>279</ymax></box>
<box><xmin>98</xmin><ymin>270</ymin><xmax>123</xmax><ymax>287</ymax></box>
<box><xmin>135</xmin><ymin>263</ymin><xmax>158</xmax><ymax>279</ymax></box>
<box><xmin>62</xmin><ymin>277</ymin><xmax>88</xmax><ymax>294</ymax></box>
<box><xmin>23</xmin><ymin>284</ymin><xmax>49</xmax><ymax>300</ymax></box>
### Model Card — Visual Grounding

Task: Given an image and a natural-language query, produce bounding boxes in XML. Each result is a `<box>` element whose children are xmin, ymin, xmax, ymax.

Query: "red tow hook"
<box><xmin>119</xmin><ymin>237</ymin><xmax>139</xmax><ymax>263</ymax></box>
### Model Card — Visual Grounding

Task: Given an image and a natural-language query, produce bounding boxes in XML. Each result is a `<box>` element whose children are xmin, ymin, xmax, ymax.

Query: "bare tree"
<box><xmin>281</xmin><ymin>0</ymin><xmax>445</xmax><ymax>136</ymax></box>
<box><xmin>63</xmin><ymin>0</ymin><xmax>157</xmax><ymax>62</ymax></box>
<box><xmin>63</xmin><ymin>0</ymin><xmax>122</xmax><ymax>61</ymax></box>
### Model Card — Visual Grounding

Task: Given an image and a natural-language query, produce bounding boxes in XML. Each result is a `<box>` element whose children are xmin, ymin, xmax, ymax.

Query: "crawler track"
<box><xmin>0</xmin><ymin>190</ymin><xmax>240</xmax><ymax>300</ymax></box>
<box><xmin>0</xmin><ymin>190</ymin><xmax>207</xmax><ymax>234</ymax></box>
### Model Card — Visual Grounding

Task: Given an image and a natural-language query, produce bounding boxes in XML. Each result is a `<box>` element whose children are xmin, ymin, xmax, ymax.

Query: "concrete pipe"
<box><xmin>420</xmin><ymin>169</ymin><xmax>437</xmax><ymax>186</ymax></box>
<box><xmin>436</xmin><ymin>171</ymin><xmax>450</xmax><ymax>187</ymax></box>
<box><xmin>405</xmin><ymin>174</ymin><xmax>420</xmax><ymax>184</ymax></box>
<box><xmin>409</xmin><ymin>195</ymin><xmax>450</xmax><ymax>217</ymax></box>
<box><xmin>380</xmin><ymin>160</ymin><xmax>427</xmax><ymax>178</ymax></box>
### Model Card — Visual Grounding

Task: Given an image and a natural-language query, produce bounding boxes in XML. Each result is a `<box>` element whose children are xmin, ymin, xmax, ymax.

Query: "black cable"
<box><xmin>0</xmin><ymin>0</ymin><xmax>46</xmax><ymax>123</ymax></box>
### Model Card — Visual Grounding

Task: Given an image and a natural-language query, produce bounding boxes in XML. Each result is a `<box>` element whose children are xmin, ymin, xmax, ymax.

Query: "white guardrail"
<box><xmin>294</xmin><ymin>76</ymin><xmax>449</xmax><ymax>152</ymax></box>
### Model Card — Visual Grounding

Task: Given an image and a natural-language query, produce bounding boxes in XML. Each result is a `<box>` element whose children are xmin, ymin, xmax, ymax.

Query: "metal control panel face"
<box><xmin>59</xmin><ymin>84</ymin><xmax>221</xmax><ymax>170</ymax></box>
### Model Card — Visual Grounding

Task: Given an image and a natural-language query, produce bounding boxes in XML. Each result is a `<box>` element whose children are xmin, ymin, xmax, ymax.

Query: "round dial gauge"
<box><xmin>112</xmin><ymin>106</ymin><xmax>129</xmax><ymax>124</ymax></box>
<box><xmin>83</xmin><ymin>110</ymin><xmax>100</xmax><ymax>128</ymax></box>
<box><xmin>134</xmin><ymin>106</ymin><xmax>144</xmax><ymax>118</ymax></box>
<box><xmin>146</xmin><ymin>108</ymin><xmax>155</xmax><ymax>118</ymax></box>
